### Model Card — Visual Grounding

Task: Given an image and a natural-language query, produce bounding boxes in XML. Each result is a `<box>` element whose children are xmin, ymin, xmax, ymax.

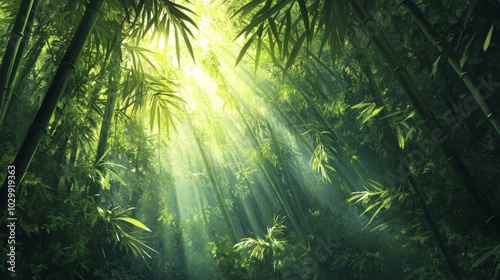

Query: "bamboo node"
<box><xmin>10</xmin><ymin>31</ymin><xmax>24</xmax><ymax>39</ymax></box>
<box><xmin>393</xmin><ymin>67</ymin><xmax>403</xmax><ymax>74</ymax></box>
<box><xmin>460</xmin><ymin>72</ymin><xmax>468</xmax><ymax>79</ymax></box>
<box><xmin>434</xmin><ymin>40</ymin><xmax>444</xmax><ymax>47</ymax></box>
<box><xmin>445</xmin><ymin>155</ymin><xmax>456</xmax><ymax>163</ymax></box>
<box><xmin>31</xmin><ymin>123</ymin><xmax>49</xmax><ymax>133</ymax></box>
<box><xmin>486</xmin><ymin>215</ymin><xmax>497</xmax><ymax>224</ymax></box>
<box><xmin>90</xmin><ymin>3</ymin><xmax>104</xmax><ymax>13</ymax></box>
<box><xmin>423</xmin><ymin>118</ymin><xmax>434</xmax><ymax>124</ymax></box>
<box><xmin>60</xmin><ymin>61</ymin><xmax>76</xmax><ymax>70</ymax></box>
<box><xmin>486</xmin><ymin>112</ymin><xmax>497</xmax><ymax>119</ymax></box>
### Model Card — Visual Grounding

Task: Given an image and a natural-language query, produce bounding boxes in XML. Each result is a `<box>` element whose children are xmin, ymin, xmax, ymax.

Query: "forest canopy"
<box><xmin>1</xmin><ymin>0</ymin><xmax>500</xmax><ymax>279</ymax></box>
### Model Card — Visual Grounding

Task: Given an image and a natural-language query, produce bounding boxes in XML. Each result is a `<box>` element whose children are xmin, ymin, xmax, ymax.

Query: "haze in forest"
<box><xmin>0</xmin><ymin>0</ymin><xmax>500</xmax><ymax>279</ymax></box>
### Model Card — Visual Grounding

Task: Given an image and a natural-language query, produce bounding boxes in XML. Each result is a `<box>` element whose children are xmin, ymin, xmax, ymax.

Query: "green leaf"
<box><xmin>460</xmin><ymin>30</ymin><xmax>478</xmax><ymax>68</ymax></box>
<box><xmin>432</xmin><ymin>55</ymin><xmax>441</xmax><ymax>76</ymax></box>
<box><xmin>115</xmin><ymin>217</ymin><xmax>152</xmax><ymax>232</ymax></box>
<box><xmin>284</xmin><ymin>32</ymin><xmax>306</xmax><ymax>72</ymax></box>
<box><xmin>484</xmin><ymin>24</ymin><xmax>494</xmax><ymax>52</ymax></box>
<box><xmin>351</xmin><ymin>102</ymin><xmax>371</xmax><ymax>110</ymax></box>
<box><xmin>297</xmin><ymin>0</ymin><xmax>310</xmax><ymax>42</ymax></box>
<box><xmin>405</xmin><ymin>127</ymin><xmax>415</xmax><ymax>142</ymax></box>
<box><xmin>236</xmin><ymin>33</ymin><xmax>257</xmax><ymax>66</ymax></box>
<box><xmin>362</xmin><ymin>106</ymin><xmax>384</xmax><ymax>123</ymax></box>
<box><xmin>472</xmin><ymin>245</ymin><xmax>500</xmax><ymax>268</ymax></box>
<box><xmin>397</xmin><ymin>127</ymin><xmax>404</xmax><ymax>150</ymax></box>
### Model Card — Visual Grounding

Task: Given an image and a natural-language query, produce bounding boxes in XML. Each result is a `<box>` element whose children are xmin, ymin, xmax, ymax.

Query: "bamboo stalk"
<box><xmin>226</xmin><ymin>89</ymin><xmax>305</xmax><ymax>239</ymax></box>
<box><xmin>190</xmin><ymin>120</ymin><xmax>239</xmax><ymax>244</ymax></box>
<box><xmin>0</xmin><ymin>0</ymin><xmax>106</xmax><ymax>217</ymax></box>
<box><xmin>7</xmin><ymin>0</ymin><xmax>40</xmax><ymax>96</ymax></box>
<box><xmin>0</xmin><ymin>0</ymin><xmax>35</xmax><ymax>127</ymax></box>
<box><xmin>89</xmin><ymin>25</ymin><xmax>122</xmax><ymax>197</ymax></box>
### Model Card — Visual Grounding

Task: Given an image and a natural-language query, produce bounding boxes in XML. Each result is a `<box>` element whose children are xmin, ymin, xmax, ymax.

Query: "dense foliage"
<box><xmin>1</xmin><ymin>0</ymin><xmax>499</xmax><ymax>279</ymax></box>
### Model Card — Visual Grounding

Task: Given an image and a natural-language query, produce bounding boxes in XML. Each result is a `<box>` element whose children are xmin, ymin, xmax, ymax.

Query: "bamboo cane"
<box><xmin>0</xmin><ymin>0</ymin><xmax>105</xmax><ymax>219</ymax></box>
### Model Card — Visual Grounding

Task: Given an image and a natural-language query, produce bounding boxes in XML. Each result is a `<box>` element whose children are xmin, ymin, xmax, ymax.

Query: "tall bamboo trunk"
<box><xmin>227</xmin><ymin>92</ymin><xmax>304</xmax><ymax>239</ymax></box>
<box><xmin>267</xmin><ymin>124</ymin><xmax>308</xmax><ymax>225</ymax></box>
<box><xmin>0</xmin><ymin>0</ymin><xmax>36</xmax><ymax>128</ymax></box>
<box><xmin>7</xmin><ymin>35</ymin><xmax>44</xmax><ymax>100</ymax></box>
<box><xmin>89</xmin><ymin>28</ymin><xmax>122</xmax><ymax>197</ymax></box>
<box><xmin>0</xmin><ymin>0</ymin><xmax>105</xmax><ymax>219</ymax></box>
<box><xmin>190</xmin><ymin>120</ymin><xmax>239</xmax><ymax>244</ymax></box>
<box><xmin>7</xmin><ymin>0</ymin><xmax>40</xmax><ymax>97</ymax></box>
<box><xmin>402</xmin><ymin>0</ymin><xmax>500</xmax><ymax>136</ymax></box>
<box><xmin>348</xmin><ymin>0</ymin><xmax>500</xmax><ymax>234</ymax></box>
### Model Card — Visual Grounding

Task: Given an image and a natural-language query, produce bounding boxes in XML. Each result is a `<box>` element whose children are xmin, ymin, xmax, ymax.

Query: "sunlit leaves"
<box><xmin>122</xmin><ymin>44</ymin><xmax>159</xmax><ymax>73</ymax></box>
<box><xmin>234</xmin><ymin>0</ymin><xmax>348</xmax><ymax>71</ymax></box>
<box><xmin>64</xmin><ymin>157</ymin><xmax>126</xmax><ymax>194</ymax></box>
<box><xmin>351</xmin><ymin>102</ymin><xmax>384</xmax><ymax>124</ymax></box>
<box><xmin>147</xmin><ymin>75</ymin><xmax>184</xmax><ymax>134</ymax></box>
<box><xmin>119</xmin><ymin>65</ymin><xmax>184</xmax><ymax>136</ymax></box>
<box><xmin>115</xmin><ymin>216</ymin><xmax>152</xmax><ymax>232</ymax></box>
<box><xmin>347</xmin><ymin>180</ymin><xmax>408</xmax><ymax>231</ymax></box>
<box><xmin>95</xmin><ymin>206</ymin><xmax>157</xmax><ymax>259</ymax></box>
<box><xmin>234</xmin><ymin>215</ymin><xmax>287</xmax><ymax>264</ymax></box>
<box><xmin>311</xmin><ymin>131</ymin><xmax>335</xmax><ymax>182</ymax></box>
<box><xmin>128</xmin><ymin>0</ymin><xmax>198</xmax><ymax>64</ymax></box>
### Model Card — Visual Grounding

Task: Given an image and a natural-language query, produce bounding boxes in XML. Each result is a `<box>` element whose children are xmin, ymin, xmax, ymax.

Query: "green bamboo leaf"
<box><xmin>168</xmin><ymin>2</ymin><xmax>198</xmax><ymax>27</ymax></box>
<box><xmin>106</xmin><ymin>169</ymin><xmax>127</xmax><ymax>186</ymax></box>
<box><xmin>484</xmin><ymin>24</ymin><xmax>494</xmax><ymax>52</ymax></box>
<box><xmin>150</xmin><ymin>95</ymin><xmax>157</xmax><ymax>130</ymax></box>
<box><xmin>284</xmin><ymin>32</ymin><xmax>306</xmax><ymax>71</ymax></box>
<box><xmin>402</xmin><ymin>111</ymin><xmax>415</xmax><ymax>122</ymax></box>
<box><xmin>432</xmin><ymin>54</ymin><xmax>441</xmax><ymax>76</ymax></box>
<box><xmin>268</xmin><ymin>18</ymin><xmax>281</xmax><ymax>50</ymax></box>
<box><xmin>174</xmin><ymin>27</ymin><xmax>181</xmax><ymax>66</ymax></box>
<box><xmin>297</xmin><ymin>0</ymin><xmax>310</xmax><ymax>42</ymax></box>
<box><xmin>347</xmin><ymin>191</ymin><xmax>367</xmax><ymax>203</ymax></box>
<box><xmin>179</xmin><ymin>25</ymin><xmax>195</xmax><ymax>61</ymax></box>
<box><xmin>351</xmin><ymin>102</ymin><xmax>370</xmax><ymax>109</ymax></box>
<box><xmin>254</xmin><ymin>25</ymin><xmax>264</xmax><ymax>74</ymax></box>
<box><xmin>362</xmin><ymin>201</ymin><xmax>380</xmax><ymax>215</ymax></box>
<box><xmin>460</xmin><ymin>30</ymin><xmax>478</xmax><ymax>68</ymax></box>
<box><xmin>370</xmin><ymin>222</ymin><xmax>390</xmax><ymax>232</ymax></box>
<box><xmin>405</xmin><ymin>127</ymin><xmax>415</xmax><ymax>142</ymax></box>
<box><xmin>236</xmin><ymin>33</ymin><xmax>257</xmax><ymax>66</ymax></box>
<box><xmin>359</xmin><ymin>103</ymin><xmax>374</xmax><ymax>119</ymax></box>
<box><xmin>397</xmin><ymin>127</ymin><xmax>404</xmax><ymax>149</ymax></box>
<box><xmin>115</xmin><ymin>217</ymin><xmax>152</xmax><ymax>232</ymax></box>
<box><xmin>368</xmin><ymin>179</ymin><xmax>384</xmax><ymax>192</ymax></box>
<box><xmin>362</xmin><ymin>106</ymin><xmax>384</xmax><ymax>123</ymax></box>
<box><xmin>472</xmin><ymin>245</ymin><xmax>500</xmax><ymax>268</ymax></box>
<box><xmin>364</xmin><ymin>197</ymin><xmax>392</xmax><ymax>228</ymax></box>
<box><xmin>236</xmin><ymin>0</ymin><xmax>290</xmax><ymax>39</ymax></box>
<box><xmin>234</xmin><ymin>0</ymin><xmax>266</xmax><ymax>18</ymax></box>
<box><xmin>283</xmin><ymin>9</ymin><xmax>292</xmax><ymax>57</ymax></box>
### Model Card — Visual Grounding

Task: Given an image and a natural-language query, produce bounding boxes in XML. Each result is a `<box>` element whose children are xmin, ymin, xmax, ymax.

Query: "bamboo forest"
<box><xmin>1</xmin><ymin>0</ymin><xmax>500</xmax><ymax>279</ymax></box>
